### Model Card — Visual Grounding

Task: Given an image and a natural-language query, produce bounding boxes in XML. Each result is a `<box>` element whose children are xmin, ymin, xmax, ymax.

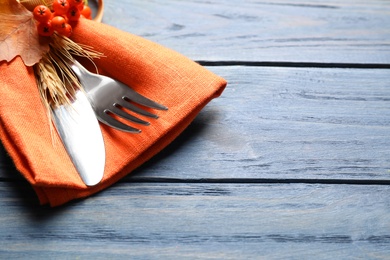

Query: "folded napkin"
<box><xmin>0</xmin><ymin>19</ymin><xmax>227</xmax><ymax>206</ymax></box>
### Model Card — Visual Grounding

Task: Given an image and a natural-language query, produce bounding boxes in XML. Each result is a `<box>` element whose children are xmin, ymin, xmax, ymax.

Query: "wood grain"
<box><xmin>103</xmin><ymin>0</ymin><xmax>390</xmax><ymax>64</ymax></box>
<box><xmin>1</xmin><ymin>66</ymin><xmax>389</xmax><ymax>181</ymax></box>
<box><xmin>1</xmin><ymin>182</ymin><xmax>389</xmax><ymax>259</ymax></box>
<box><xmin>0</xmin><ymin>1</ymin><xmax>389</xmax><ymax>259</ymax></box>
<box><xmin>131</xmin><ymin>66</ymin><xmax>390</xmax><ymax>181</ymax></box>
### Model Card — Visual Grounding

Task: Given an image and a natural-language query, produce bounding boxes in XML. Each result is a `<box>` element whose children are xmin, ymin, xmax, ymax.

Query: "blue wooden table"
<box><xmin>1</xmin><ymin>0</ymin><xmax>390</xmax><ymax>258</ymax></box>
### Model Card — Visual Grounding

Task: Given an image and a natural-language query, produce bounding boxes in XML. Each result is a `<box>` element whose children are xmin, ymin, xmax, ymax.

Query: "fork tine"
<box><xmin>111</xmin><ymin>104</ymin><xmax>150</xmax><ymax>125</ymax></box>
<box><xmin>121</xmin><ymin>86</ymin><xmax>168</xmax><ymax>110</ymax></box>
<box><xmin>68</xmin><ymin>59</ymin><xmax>168</xmax><ymax>132</ymax></box>
<box><xmin>99</xmin><ymin>111</ymin><xmax>141</xmax><ymax>133</ymax></box>
<box><xmin>117</xmin><ymin>98</ymin><xmax>159</xmax><ymax>119</ymax></box>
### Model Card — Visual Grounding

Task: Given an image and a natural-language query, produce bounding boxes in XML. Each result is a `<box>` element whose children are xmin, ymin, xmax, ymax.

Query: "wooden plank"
<box><xmin>131</xmin><ymin>66</ymin><xmax>390</xmax><ymax>181</ymax></box>
<box><xmin>1</xmin><ymin>182</ymin><xmax>389</xmax><ymax>258</ymax></box>
<box><xmin>104</xmin><ymin>0</ymin><xmax>390</xmax><ymax>64</ymax></box>
<box><xmin>1</xmin><ymin>66</ymin><xmax>390</xmax><ymax>181</ymax></box>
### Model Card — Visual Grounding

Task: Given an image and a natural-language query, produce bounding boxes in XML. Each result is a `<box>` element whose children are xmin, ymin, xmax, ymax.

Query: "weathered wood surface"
<box><xmin>104</xmin><ymin>0</ymin><xmax>390</xmax><ymax>64</ymax></box>
<box><xmin>1</xmin><ymin>0</ymin><xmax>390</xmax><ymax>258</ymax></box>
<box><xmin>1</xmin><ymin>182</ymin><xmax>390</xmax><ymax>259</ymax></box>
<box><xmin>131</xmin><ymin>66</ymin><xmax>390</xmax><ymax>181</ymax></box>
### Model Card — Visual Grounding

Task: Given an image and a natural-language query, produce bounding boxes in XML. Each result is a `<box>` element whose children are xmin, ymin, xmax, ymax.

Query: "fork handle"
<box><xmin>69</xmin><ymin>60</ymin><xmax>88</xmax><ymax>78</ymax></box>
<box><xmin>66</xmin><ymin>59</ymin><xmax>96</xmax><ymax>92</ymax></box>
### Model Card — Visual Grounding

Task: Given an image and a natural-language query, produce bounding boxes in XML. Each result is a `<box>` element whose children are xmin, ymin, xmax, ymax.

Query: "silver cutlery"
<box><xmin>51</xmin><ymin>57</ymin><xmax>167</xmax><ymax>186</ymax></box>
<box><xmin>52</xmin><ymin>89</ymin><xmax>105</xmax><ymax>186</ymax></box>
<box><xmin>68</xmin><ymin>59</ymin><xmax>168</xmax><ymax>133</ymax></box>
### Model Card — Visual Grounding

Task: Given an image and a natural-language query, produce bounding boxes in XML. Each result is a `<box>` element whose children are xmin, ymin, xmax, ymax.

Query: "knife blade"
<box><xmin>52</xmin><ymin>89</ymin><xmax>105</xmax><ymax>186</ymax></box>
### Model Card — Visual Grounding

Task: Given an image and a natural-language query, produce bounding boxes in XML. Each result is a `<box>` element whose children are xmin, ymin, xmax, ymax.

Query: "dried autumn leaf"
<box><xmin>0</xmin><ymin>0</ymin><xmax>49</xmax><ymax>66</ymax></box>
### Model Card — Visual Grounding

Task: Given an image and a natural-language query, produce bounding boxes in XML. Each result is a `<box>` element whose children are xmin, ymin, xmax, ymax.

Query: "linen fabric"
<box><xmin>0</xmin><ymin>19</ymin><xmax>227</xmax><ymax>206</ymax></box>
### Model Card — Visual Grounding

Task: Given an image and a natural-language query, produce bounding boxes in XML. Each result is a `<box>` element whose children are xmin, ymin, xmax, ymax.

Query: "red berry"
<box><xmin>33</xmin><ymin>5</ymin><xmax>52</xmax><ymax>23</ymax></box>
<box><xmin>76</xmin><ymin>2</ymin><xmax>85</xmax><ymax>11</ymax></box>
<box><xmin>68</xmin><ymin>0</ymin><xmax>84</xmax><ymax>8</ymax></box>
<box><xmin>52</xmin><ymin>0</ymin><xmax>70</xmax><ymax>15</ymax></box>
<box><xmin>80</xmin><ymin>5</ymin><xmax>91</xmax><ymax>19</ymax></box>
<box><xmin>82</xmin><ymin>14</ymin><xmax>92</xmax><ymax>20</ymax></box>
<box><xmin>80</xmin><ymin>14</ymin><xmax>89</xmax><ymax>20</ymax></box>
<box><xmin>67</xmin><ymin>6</ymin><xmax>81</xmax><ymax>21</ymax></box>
<box><xmin>37</xmin><ymin>21</ymin><xmax>54</xmax><ymax>36</ymax></box>
<box><xmin>51</xmin><ymin>15</ymin><xmax>67</xmax><ymax>30</ymax></box>
<box><xmin>58</xmin><ymin>23</ymin><xmax>72</xmax><ymax>37</ymax></box>
<box><xmin>53</xmin><ymin>13</ymin><xmax>69</xmax><ymax>23</ymax></box>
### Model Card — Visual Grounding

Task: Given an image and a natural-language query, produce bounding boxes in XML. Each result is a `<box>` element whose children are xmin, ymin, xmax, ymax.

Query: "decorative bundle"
<box><xmin>1</xmin><ymin>0</ymin><xmax>103</xmax><ymax>122</ymax></box>
<box><xmin>34</xmin><ymin>33</ymin><xmax>102</xmax><ymax>119</ymax></box>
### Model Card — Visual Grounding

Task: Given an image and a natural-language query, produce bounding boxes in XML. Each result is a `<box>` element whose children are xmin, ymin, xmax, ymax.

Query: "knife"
<box><xmin>52</xmin><ymin>89</ymin><xmax>105</xmax><ymax>186</ymax></box>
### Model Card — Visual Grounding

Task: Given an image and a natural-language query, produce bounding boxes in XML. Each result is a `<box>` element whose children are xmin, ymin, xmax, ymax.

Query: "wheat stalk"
<box><xmin>34</xmin><ymin>33</ymin><xmax>103</xmax><ymax>135</ymax></box>
<box><xmin>34</xmin><ymin>53</ymin><xmax>68</xmax><ymax>139</ymax></box>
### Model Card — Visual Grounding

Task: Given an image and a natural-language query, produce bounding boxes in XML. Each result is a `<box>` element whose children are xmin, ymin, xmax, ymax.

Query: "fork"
<box><xmin>68</xmin><ymin>59</ymin><xmax>168</xmax><ymax>133</ymax></box>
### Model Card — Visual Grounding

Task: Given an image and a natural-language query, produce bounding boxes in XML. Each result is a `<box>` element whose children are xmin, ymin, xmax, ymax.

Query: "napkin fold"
<box><xmin>0</xmin><ymin>19</ymin><xmax>226</xmax><ymax>206</ymax></box>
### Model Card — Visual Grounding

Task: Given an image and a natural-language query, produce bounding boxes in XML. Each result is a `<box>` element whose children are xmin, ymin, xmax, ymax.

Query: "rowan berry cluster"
<box><xmin>33</xmin><ymin>0</ymin><xmax>92</xmax><ymax>37</ymax></box>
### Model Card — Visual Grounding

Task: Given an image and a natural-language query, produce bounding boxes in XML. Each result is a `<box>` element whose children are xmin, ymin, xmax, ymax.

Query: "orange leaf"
<box><xmin>0</xmin><ymin>0</ymin><xmax>49</xmax><ymax>66</ymax></box>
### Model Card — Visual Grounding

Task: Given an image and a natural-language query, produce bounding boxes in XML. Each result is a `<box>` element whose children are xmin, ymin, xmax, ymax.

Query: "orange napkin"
<box><xmin>0</xmin><ymin>19</ymin><xmax>227</xmax><ymax>206</ymax></box>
